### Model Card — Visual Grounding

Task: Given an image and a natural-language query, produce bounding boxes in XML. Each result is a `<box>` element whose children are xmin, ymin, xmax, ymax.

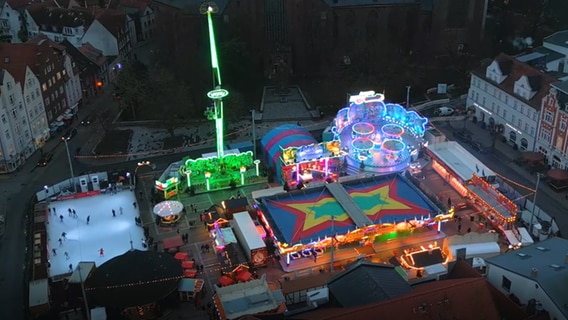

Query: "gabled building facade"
<box><xmin>485</xmin><ymin>238</ymin><xmax>568</xmax><ymax>320</ymax></box>
<box><xmin>467</xmin><ymin>53</ymin><xmax>558</xmax><ymax>152</ymax></box>
<box><xmin>118</xmin><ymin>0</ymin><xmax>154</xmax><ymax>45</ymax></box>
<box><xmin>535</xmin><ymin>82</ymin><xmax>568</xmax><ymax>169</ymax></box>
<box><xmin>60</xmin><ymin>40</ymin><xmax>106</xmax><ymax>100</ymax></box>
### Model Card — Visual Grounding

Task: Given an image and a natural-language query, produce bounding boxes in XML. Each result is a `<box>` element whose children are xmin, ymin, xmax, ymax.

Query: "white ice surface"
<box><xmin>46</xmin><ymin>191</ymin><xmax>147</xmax><ymax>277</ymax></box>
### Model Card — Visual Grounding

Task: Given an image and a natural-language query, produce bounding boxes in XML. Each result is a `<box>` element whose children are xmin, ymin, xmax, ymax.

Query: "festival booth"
<box><xmin>178</xmin><ymin>278</ymin><xmax>205</xmax><ymax>302</ymax></box>
<box><xmin>466</xmin><ymin>174</ymin><xmax>517</xmax><ymax>231</ymax></box>
<box><xmin>153</xmin><ymin>201</ymin><xmax>184</xmax><ymax>226</ymax></box>
<box><xmin>261</xmin><ymin>124</ymin><xmax>317</xmax><ymax>183</ymax></box>
<box><xmin>327</xmin><ymin>91</ymin><xmax>427</xmax><ymax>174</ymax></box>
<box><xmin>204</xmin><ymin>205</ymin><xmax>230</xmax><ymax>231</ymax></box>
<box><xmin>280</xmin><ymin>141</ymin><xmax>343</xmax><ymax>189</ymax></box>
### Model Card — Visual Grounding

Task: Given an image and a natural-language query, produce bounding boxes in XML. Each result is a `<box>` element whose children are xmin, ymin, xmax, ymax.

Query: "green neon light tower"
<box><xmin>201</xmin><ymin>2</ymin><xmax>228</xmax><ymax>159</ymax></box>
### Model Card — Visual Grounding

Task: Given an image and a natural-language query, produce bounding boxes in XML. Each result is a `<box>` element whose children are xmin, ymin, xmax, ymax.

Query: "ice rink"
<box><xmin>46</xmin><ymin>190</ymin><xmax>147</xmax><ymax>277</ymax></box>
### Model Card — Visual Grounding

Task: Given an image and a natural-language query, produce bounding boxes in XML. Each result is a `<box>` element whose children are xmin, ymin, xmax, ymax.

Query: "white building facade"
<box><xmin>468</xmin><ymin>54</ymin><xmax>557</xmax><ymax>152</ymax></box>
<box><xmin>62</xmin><ymin>55</ymin><xmax>82</xmax><ymax>110</ymax></box>
<box><xmin>23</xmin><ymin>66</ymin><xmax>50</xmax><ymax>150</ymax></box>
<box><xmin>0</xmin><ymin>1</ymin><xmax>22</xmax><ymax>43</ymax></box>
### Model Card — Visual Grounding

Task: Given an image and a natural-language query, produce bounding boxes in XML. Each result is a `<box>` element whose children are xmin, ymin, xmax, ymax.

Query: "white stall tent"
<box><xmin>504</xmin><ymin>227</ymin><xmax>534</xmax><ymax>247</ymax></box>
<box><xmin>449</xmin><ymin>242</ymin><xmax>501</xmax><ymax>260</ymax></box>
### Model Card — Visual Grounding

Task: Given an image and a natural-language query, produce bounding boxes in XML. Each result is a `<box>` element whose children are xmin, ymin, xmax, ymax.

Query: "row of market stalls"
<box><xmin>426</xmin><ymin>141</ymin><xmax>518</xmax><ymax>232</ymax></box>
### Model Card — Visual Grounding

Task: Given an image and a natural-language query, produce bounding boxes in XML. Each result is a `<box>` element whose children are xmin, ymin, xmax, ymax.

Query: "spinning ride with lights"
<box><xmin>154</xmin><ymin>2</ymin><xmax>261</xmax><ymax>199</ymax></box>
<box><xmin>330</xmin><ymin>91</ymin><xmax>428</xmax><ymax>174</ymax></box>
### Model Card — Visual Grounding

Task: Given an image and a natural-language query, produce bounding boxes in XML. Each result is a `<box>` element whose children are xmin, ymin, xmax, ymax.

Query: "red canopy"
<box><xmin>174</xmin><ymin>252</ymin><xmax>188</xmax><ymax>261</ymax></box>
<box><xmin>181</xmin><ymin>260</ymin><xmax>195</xmax><ymax>269</ymax></box>
<box><xmin>218</xmin><ymin>275</ymin><xmax>234</xmax><ymax>286</ymax></box>
<box><xmin>548</xmin><ymin>168</ymin><xmax>568</xmax><ymax>181</ymax></box>
<box><xmin>236</xmin><ymin>271</ymin><xmax>252</xmax><ymax>282</ymax></box>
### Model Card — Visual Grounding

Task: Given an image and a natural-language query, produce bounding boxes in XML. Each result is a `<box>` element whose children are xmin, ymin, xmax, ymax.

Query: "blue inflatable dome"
<box><xmin>261</xmin><ymin>124</ymin><xmax>316</xmax><ymax>181</ymax></box>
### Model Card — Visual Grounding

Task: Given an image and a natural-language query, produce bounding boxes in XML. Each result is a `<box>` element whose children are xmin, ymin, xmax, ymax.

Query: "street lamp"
<box><xmin>406</xmin><ymin>86</ymin><xmax>411</xmax><ymax>109</ymax></box>
<box><xmin>529</xmin><ymin>173</ymin><xmax>542</xmax><ymax>234</ymax></box>
<box><xmin>240</xmin><ymin>166</ymin><xmax>246</xmax><ymax>185</ymax></box>
<box><xmin>134</xmin><ymin>161</ymin><xmax>151</xmax><ymax>189</ymax></box>
<box><xmin>186</xmin><ymin>170</ymin><xmax>192</xmax><ymax>188</ymax></box>
<box><xmin>44</xmin><ymin>185</ymin><xmax>49</xmax><ymax>203</ymax></box>
<box><xmin>250</xmin><ymin>109</ymin><xmax>256</xmax><ymax>159</ymax></box>
<box><xmin>61</xmin><ymin>137</ymin><xmax>77</xmax><ymax>193</ymax></box>
<box><xmin>205</xmin><ymin>172</ymin><xmax>211</xmax><ymax>191</ymax></box>
<box><xmin>254</xmin><ymin>159</ymin><xmax>261</xmax><ymax>176</ymax></box>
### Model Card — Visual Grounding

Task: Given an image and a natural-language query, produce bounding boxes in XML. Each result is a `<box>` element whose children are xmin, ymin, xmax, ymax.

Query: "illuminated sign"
<box><xmin>207</xmin><ymin>89</ymin><xmax>229</xmax><ymax>100</ymax></box>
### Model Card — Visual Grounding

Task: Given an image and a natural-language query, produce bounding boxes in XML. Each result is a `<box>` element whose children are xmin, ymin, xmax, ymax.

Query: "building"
<box><xmin>0</xmin><ymin>65</ymin><xmax>49</xmax><ymax>172</ymax></box>
<box><xmin>152</xmin><ymin>0</ymin><xmax>488</xmax><ymax>79</ymax></box>
<box><xmin>535</xmin><ymin>82</ymin><xmax>568</xmax><ymax>169</ymax></box>
<box><xmin>24</xmin><ymin>4</ymin><xmax>95</xmax><ymax>46</ymax></box>
<box><xmin>543</xmin><ymin>30</ymin><xmax>568</xmax><ymax>71</ymax></box>
<box><xmin>0</xmin><ymin>0</ymin><xmax>24</xmax><ymax>43</ymax></box>
<box><xmin>485</xmin><ymin>237</ymin><xmax>568</xmax><ymax>320</ymax></box>
<box><xmin>468</xmin><ymin>53</ymin><xmax>558</xmax><ymax>152</ymax></box>
<box><xmin>118</xmin><ymin>0</ymin><xmax>155</xmax><ymax>45</ymax></box>
<box><xmin>60</xmin><ymin>40</ymin><xmax>107</xmax><ymax>101</ymax></box>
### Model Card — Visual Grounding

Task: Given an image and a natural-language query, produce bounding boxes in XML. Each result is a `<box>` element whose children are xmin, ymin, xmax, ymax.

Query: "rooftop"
<box><xmin>486</xmin><ymin>237</ymin><xmax>568</xmax><ymax>319</ymax></box>
<box><xmin>544</xmin><ymin>30</ymin><xmax>568</xmax><ymax>49</ymax></box>
<box><xmin>427</xmin><ymin>141</ymin><xmax>495</xmax><ymax>181</ymax></box>
<box><xmin>471</xmin><ymin>53</ymin><xmax>558</xmax><ymax>112</ymax></box>
<box><xmin>516</xmin><ymin>47</ymin><xmax>565</xmax><ymax>66</ymax></box>
<box><xmin>327</xmin><ymin>261</ymin><xmax>412</xmax><ymax>308</ymax></box>
<box><xmin>260</xmin><ymin>86</ymin><xmax>315</xmax><ymax>121</ymax></box>
<box><xmin>26</xmin><ymin>5</ymin><xmax>96</xmax><ymax>30</ymax></box>
<box><xmin>214</xmin><ymin>275</ymin><xmax>284</xmax><ymax>320</ymax></box>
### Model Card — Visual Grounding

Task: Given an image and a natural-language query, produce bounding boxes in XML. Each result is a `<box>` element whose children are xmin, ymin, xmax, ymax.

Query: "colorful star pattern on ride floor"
<box><xmin>261</xmin><ymin>176</ymin><xmax>437</xmax><ymax>244</ymax></box>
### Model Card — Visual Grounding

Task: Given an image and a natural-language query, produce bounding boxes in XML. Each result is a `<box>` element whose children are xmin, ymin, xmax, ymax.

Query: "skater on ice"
<box><xmin>68</xmin><ymin>263</ymin><xmax>73</xmax><ymax>272</ymax></box>
<box><xmin>86</xmin><ymin>215</ymin><xmax>90</xmax><ymax>224</ymax></box>
<box><xmin>64</xmin><ymin>252</ymin><xmax>69</xmax><ymax>260</ymax></box>
<box><xmin>112</xmin><ymin>209</ymin><xmax>116</xmax><ymax>217</ymax></box>
<box><xmin>133</xmin><ymin>202</ymin><xmax>137</xmax><ymax>209</ymax></box>
<box><xmin>61</xmin><ymin>232</ymin><xmax>66</xmax><ymax>240</ymax></box>
<box><xmin>52</xmin><ymin>248</ymin><xmax>57</xmax><ymax>256</ymax></box>
<box><xmin>59</xmin><ymin>215</ymin><xmax>64</xmax><ymax>222</ymax></box>
<box><xmin>58</xmin><ymin>238</ymin><xmax>62</xmax><ymax>246</ymax></box>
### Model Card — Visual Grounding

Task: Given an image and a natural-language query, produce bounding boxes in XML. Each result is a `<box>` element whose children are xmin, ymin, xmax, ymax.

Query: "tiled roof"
<box><xmin>471</xmin><ymin>53</ymin><xmax>559</xmax><ymax>111</ymax></box>
<box><xmin>0</xmin><ymin>43</ymin><xmax>39</xmax><ymax>87</ymax></box>
<box><xmin>78</xmin><ymin>42</ymin><xmax>106</xmax><ymax>67</ymax></box>
<box><xmin>60</xmin><ymin>40</ymin><xmax>99</xmax><ymax>74</ymax></box>
<box><xmin>95</xmin><ymin>9</ymin><xmax>126</xmax><ymax>38</ymax></box>
<box><xmin>7</xmin><ymin>0</ymin><xmax>41</xmax><ymax>10</ymax></box>
<box><xmin>297</xmin><ymin>278</ymin><xmax>502</xmax><ymax>320</ymax></box>
<box><xmin>544</xmin><ymin>30</ymin><xmax>568</xmax><ymax>49</ymax></box>
<box><xmin>326</xmin><ymin>261</ymin><xmax>412</xmax><ymax>308</ymax></box>
<box><xmin>26</xmin><ymin>4</ymin><xmax>96</xmax><ymax>30</ymax></box>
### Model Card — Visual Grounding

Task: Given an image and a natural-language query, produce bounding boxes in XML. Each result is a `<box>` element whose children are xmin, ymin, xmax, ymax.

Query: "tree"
<box><xmin>114</xmin><ymin>61</ymin><xmax>150</xmax><ymax>120</ymax></box>
<box><xmin>148</xmin><ymin>68</ymin><xmax>193</xmax><ymax>136</ymax></box>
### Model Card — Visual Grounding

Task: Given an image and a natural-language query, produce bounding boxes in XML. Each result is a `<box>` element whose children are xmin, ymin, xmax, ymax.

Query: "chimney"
<box><xmin>531</xmin><ymin>268</ymin><xmax>538</xmax><ymax>277</ymax></box>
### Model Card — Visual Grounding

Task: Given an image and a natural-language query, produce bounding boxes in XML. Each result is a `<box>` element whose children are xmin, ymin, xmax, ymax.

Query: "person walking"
<box><xmin>99</xmin><ymin>248</ymin><xmax>104</xmax><ymax>257</ymax></box>
<box><xmin>86</xmin><ymin>215</ymin><xmax>90</xmax><ymax>225</ymax></box>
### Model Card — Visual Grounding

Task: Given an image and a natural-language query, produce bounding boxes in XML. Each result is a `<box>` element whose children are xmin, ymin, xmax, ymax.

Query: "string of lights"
<box><xmin>85</xmin><ymin>275</ymin><xmax>183</xmax><ymax>291</ymax></box>
<box><xmin>74</xmin><ymin>121</ymin><xmax>329</xmax><ymax>159</ymax></box>
<box><xmin>494</xmin><ymin>172</ymin><xmax>536</xmax><ymax>192</ymax></box>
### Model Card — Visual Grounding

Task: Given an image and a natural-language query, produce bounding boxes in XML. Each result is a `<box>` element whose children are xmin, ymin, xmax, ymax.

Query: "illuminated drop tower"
<box><xmin>201</xmin><ymin>2</ymin><xmax>228</xmax><ymax>159</ymax></box>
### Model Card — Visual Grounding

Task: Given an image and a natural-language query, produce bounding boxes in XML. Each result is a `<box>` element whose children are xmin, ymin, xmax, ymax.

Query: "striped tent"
<box><xmin>261</xmin><ymin>124</ymin><xmax>316</xmax><ymax>182</ymax></box>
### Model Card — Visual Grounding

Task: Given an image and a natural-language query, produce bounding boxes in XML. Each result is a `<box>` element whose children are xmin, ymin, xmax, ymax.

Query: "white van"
<box><xmin>435</xmin><ymin>106</ymin><xmax>454</xmax><ymax>116</ymax></box>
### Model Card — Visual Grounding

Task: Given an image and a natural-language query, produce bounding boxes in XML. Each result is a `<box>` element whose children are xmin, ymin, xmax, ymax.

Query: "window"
<box><xmin>505</xmin><ymin>95</ymin><xmax>509</xmax><ymax>105</ymax></box>
<box><xmin>36</xmin><ymin>88</ymin><xmax>40</xmax><ymax>96</ymax></box>
<box><xmin>42</xmin><ymin>83</ymin><xmax>47</xmax><ymax>91</ymax></box>
<box><xmin>521</xmin><ymin>105</ymin><xmax>525</xmax><ymax>115</ymax></box>
<box><xmin>525</xmin><ymin>123</ymin><xmax>529</xmax><ymax>132</ymax></box>
<box><xmin>561</xmin><ymin>118</ymin><xmax>568</xmax><ymax>132</ymax></box>
<box><xmin>475</xmin><ymin>92</ymin><xmax>479</xmax><ymax>102</ymax></box>
<box><xmin>1</xmin><ymin>115</ymin><xmax>5</xmax><ymax>124</ymax></box>
<box><xmin>540</xmin><ymin>128</ymin><xmax>552</xmax><ymax>143</ymax></box>
<box><xmin>26</xmin><ymin>96</ymin><xmax>30</xmax><ymax>104</ymax></box>
<box><xmin>9</xmin><ymin>95</ymin><xmax>14</xmax><ymax>105</ymax></box>
<box><xmin>59</xmin><ymin>87</ymin><xmax>64</xmax><ymax>94</ymax></box>
<box><xmin>502</xmin><ymin>109</ymin><xmax>507</xmax><ymax>120</ymax></box>
<box><xmin>62</xmin><ymin>69</ymin><xmax>66</xmax><ymax>76</ymax></box>
<box><xmin>5</xmin><ymin>130</ymin><xmax>9</xmax><ymax>139</ymax></box>
<box><xmin>518</xmin><ymin>118</ymin><xmax>522</xmax><ymax>129</ymax></box>
<box><xmin>501</xmin><ymin>276</ymin><xmax>512</xmax><ymax>292</ymax></box>
<box><xmin>6</xmin><ymin>81</ymin><xmax>11</xmax><ymax>90</ymax></box>
<box><xmin>531</xmin><ymin>127</ymin><xmax>535</xmax><ymax>136</ymax></box>
<box><xmin>56</xmin><ymin>72</ymin><xmax>61</xmax><ymax>80</ymax></box>
<box><xmin>544</xmin><ymin>110</ymin><xmax>554</xmax><ymax>124</ymax></box>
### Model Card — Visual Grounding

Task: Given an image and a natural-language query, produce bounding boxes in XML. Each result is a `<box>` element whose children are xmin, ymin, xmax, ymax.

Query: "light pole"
<box><xmin>529</xmin><ymin>173</ymin><xmax>542</xmax><ymax>233</ymax></box>
<box><xmin>250</xmin><ymin>109</ymin><xmax>256</xmax><ymax>159</ymax></box>
<box><xmin>134</xmin><ymin>161</ymin><xmax>151</xmax><ymax>189</ymax></box>
<box><xmin>61</xmin><ymin>137</ymin><xmax>77</xmax><ymax>193</ymax></box>
<box><xmin>406</xmin><ymin>86</ymin><xmax>411</xmax><ymax>109</ymax></box>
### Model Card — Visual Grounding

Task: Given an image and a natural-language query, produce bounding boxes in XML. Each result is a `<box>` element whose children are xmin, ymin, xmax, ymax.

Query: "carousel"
<box><xmin>153</xmin><ymin>201</ymin><xmax>184</xmax><ymax>226</ymax></box>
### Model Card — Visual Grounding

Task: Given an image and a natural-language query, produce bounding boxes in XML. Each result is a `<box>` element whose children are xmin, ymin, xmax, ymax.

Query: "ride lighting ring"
<box><xmin>381</xmin><ymin>124</ymin><xmax>405</xmax><ymax>138</ymax></box>
<box><xmin>352</xmin><ymin>122</ymin><xmax>376</xmax><ymax>136</ymax></box>
<box><xmin>382</xmin><ymin>139</ymin><xmax>406</xmax><ymax>153</ymax></box>
<box><xmin>352</xmin><ymin>137</ymin><xmax>374</xmax><ymax>151</ymax></box>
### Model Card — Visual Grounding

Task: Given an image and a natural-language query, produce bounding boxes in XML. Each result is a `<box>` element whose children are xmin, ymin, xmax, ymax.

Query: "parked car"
<box><xmin>37</xmin><ymin>152</ymin><xmax>53</xmax><ymax>167</ymax></box>
<box><xmin>62</xmin><ymin>128</ymin><xmax>78</xmax><ymax>141</ymax></box>
<box><xmin>453</xmin><ymin>130</ymin><xmax>472</xmax><ymax>142</ymax></box>
<box><xmin>434</xmin><ymin>106</ymin><xmax>454</xmax><ymax>116</ymax></box>
<box><xmin>470</xmin><ymin>140</ymin><xmax>487</xmax><ymax>153</ymax></box>
<box><xmin>81</xmin><ymin>115</ymin><xmax>92</xmax><ymax>126</ymax></box>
